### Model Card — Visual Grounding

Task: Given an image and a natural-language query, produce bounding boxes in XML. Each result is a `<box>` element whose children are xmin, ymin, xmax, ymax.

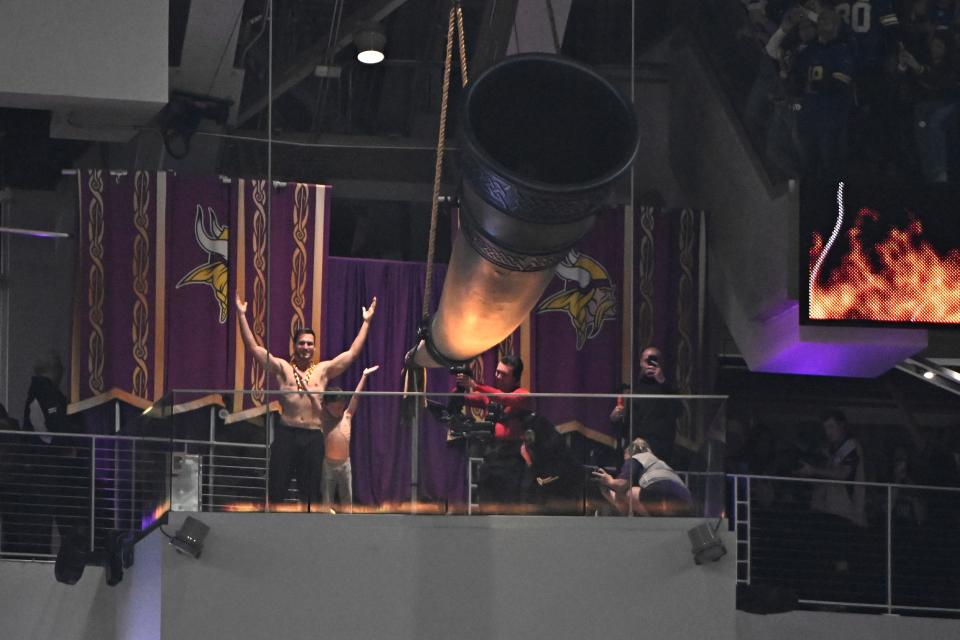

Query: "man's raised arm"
<box><xmin>327</xmin><ymin>297</ymin><xmax>377</xmax><ymax>378</ymax></box>
<box><xmin>235</xmin><ymin>294</ymin><xmax>283</xmax><ymax>374</ymax></box>
<box><xmin>346</xmin><ymin>365</ymin><xmax>379</xmax><ymax>416</ymax></box>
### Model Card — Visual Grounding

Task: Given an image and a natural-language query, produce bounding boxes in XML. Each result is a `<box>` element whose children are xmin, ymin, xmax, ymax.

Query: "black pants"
<box><xmin>640</xmin><ymin>479</ymin><xmax>693</xmax><ymax>516</ymax></box>
<box><xmin>478</xmin><ymin>452</ymin><xmax>524</xmax><ymax>513</ymax></box>
<box><xmin>268</xmin><ymin>425</ymin><xmax>325</xmax><ymax>507</ymax></box>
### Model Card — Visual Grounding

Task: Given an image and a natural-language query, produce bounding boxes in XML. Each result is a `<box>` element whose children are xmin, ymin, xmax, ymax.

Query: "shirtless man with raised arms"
<box><xmin>234</xmin><ymin>293</ymin><xmax>377</xmax><ymax>507</ymax></box>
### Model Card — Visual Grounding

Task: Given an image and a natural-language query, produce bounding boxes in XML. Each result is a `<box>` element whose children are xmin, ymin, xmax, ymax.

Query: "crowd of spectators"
<box><xmin>725</xmin><ymin>409</ymin><xmax>960</xmax><ymax>515</ymax></box>
<box><xmin>732</xmin><ymin>0</ymin><xmax>960</xmax><ymax>183</ymax></box>
<box><xmin>725</xmin><ymin>408</ymin><xmax>960</xmax><ymax>604</ymax></box>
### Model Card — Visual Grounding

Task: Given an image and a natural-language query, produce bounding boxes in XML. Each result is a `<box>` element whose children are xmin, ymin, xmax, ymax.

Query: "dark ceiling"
<box><xmin>0</xmin><ymin>0</ymin><xmax>683</xmax><ymax>191</ymax></box>
<box><xmin>2</xmin><ymin>0</ymin><xmax>959</xmax><ymax>396</ymax></box>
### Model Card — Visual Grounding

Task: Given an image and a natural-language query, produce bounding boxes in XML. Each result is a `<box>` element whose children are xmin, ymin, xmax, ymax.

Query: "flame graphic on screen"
<box><xmin>809</xmin><ymin>183</ymin><xmax>960</xmax><ymax>323</ymax></box>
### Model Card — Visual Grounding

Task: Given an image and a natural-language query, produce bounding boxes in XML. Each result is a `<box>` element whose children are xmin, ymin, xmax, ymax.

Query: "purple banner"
<box><xmin>165</xmin><ymin>174</ymin><xmax>234</xmax><ymax>394</ymax></box>
<box><xmin>73</xmin><ymin>172</ymin><xmax>331</xmax><ymax>410</ymax></box>
<box><xmin>634</xmin><ymin>207</ymin><xmax>704</xmax><ymax>396</ymax></box>
<box><xmin>231</xmin><ymin>180</ymin><xmax>329</xmax><ymax>410</ymax></box>
<box><xmin>73</xmin><ymin>170</ymin><xmax>160</xmax><ymax>402</ymax></box>
<box><xmin>532</xmin><ymin>207</ymin><xmax>625</xmax><ymax>443</ymax></box>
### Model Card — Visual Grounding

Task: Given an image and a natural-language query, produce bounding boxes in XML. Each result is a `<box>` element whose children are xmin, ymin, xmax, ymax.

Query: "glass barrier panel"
<box><xmin>167</xmin><ymin>388</ymin><xmax>726</xmax><ymax>517</ymax></box>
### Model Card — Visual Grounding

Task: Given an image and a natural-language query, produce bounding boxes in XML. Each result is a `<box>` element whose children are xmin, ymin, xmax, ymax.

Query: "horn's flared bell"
<box><xmin>409</xmin><ymin>54</ymin><xmax>640</xmax><ymax>368</ymax></box>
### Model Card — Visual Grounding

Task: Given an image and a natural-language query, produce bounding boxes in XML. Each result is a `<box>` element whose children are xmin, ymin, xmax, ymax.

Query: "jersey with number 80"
<box><xmin>834</xmin><ymin>0</ymin><xmax>899</xmax><ymax>69</ymax></box>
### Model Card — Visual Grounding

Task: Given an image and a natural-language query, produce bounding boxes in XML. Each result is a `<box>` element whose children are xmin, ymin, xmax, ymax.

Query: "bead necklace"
<box><xmin>291</xmin><ymin>360</ymin><xmax>319</xmax><ymax>392</ymax></box>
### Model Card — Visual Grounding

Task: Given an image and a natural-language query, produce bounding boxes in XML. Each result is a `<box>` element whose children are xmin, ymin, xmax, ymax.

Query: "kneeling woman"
<box><xmin>593</xmin><ymin>438</ymin><xmax>693</xmax><ymax>516</ymax></box>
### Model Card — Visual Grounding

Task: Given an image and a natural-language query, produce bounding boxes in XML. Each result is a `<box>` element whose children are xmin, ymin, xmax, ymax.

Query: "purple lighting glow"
<box><xmin>743</xmin><ymin>301</ymin><xmax>927</xmax><ymax>377</ymax></box>
<box><xmin>0</xmin><ymin>225</ymin><xmax>71</xmax><ymax>238</ymax></box>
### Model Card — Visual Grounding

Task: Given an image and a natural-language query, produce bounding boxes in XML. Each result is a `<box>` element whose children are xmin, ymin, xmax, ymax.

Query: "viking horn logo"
<box><xmin>177</xmin><ymin>205</ymin><xmax>230</xmax><ymax>323</ymax></box>
<box><xmin>537</xmin><ymin>249</ymin><xmax>617</xmax><ymax>350</ymax></box>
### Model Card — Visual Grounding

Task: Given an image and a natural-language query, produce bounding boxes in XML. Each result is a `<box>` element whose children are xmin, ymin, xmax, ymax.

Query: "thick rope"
<box><xmin>422</xmin><ymin>3</ymin><xmax>469</xmax><ymax>320</ymax></box>
<box><xmin>455</xmin><ymin>4</ymin><xmax>469</xmax><ymax>84</ymax></box>
<box><xmin>422</xmin><ymin>7</ymin><xmax>456</xmax><ymax>319</ymax></box>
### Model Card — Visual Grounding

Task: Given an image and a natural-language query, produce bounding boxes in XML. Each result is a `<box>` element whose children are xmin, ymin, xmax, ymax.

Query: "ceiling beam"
<box><xmin>469</xmin><ymin>0</ymin><xmax>520</xmax><ymax>77</ymax></box>
<box><xmin>237</xmin><ymin>0</ymin><xmax>410</xmax><ymax>126</ymax></box>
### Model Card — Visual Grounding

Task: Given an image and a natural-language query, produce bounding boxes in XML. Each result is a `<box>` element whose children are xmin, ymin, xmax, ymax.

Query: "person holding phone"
<box><xmin>609</xmin><ymin>346</ymin><xmax>681</xmax><ymax>465</ymax></box>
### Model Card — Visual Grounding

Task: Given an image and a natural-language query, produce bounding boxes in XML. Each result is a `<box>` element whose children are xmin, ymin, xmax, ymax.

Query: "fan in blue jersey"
<box><xmin>794</xmin><ymin>8</ymin><xmax>856</xmax><ymax>179</ymax></box>
<box><xmin>833</xmin><ymin>0</ymin><xmax>901</xmax><ymax>70</ymax></box>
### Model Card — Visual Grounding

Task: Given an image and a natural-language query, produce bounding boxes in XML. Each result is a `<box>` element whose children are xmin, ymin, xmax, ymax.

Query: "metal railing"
<box><xmin>729</xmin><ymin>473</ymin><xmax>960</xmax><ymax>616</ymax></box>
<box><xmin>2</xmin><ymin>390</ymin><xmax>727</xmax><ymax>556</ymax></box>
<box><xmin>0</xmin><ymin>429</ymin><xmax>171</xmax><ymax>559</ymax></box>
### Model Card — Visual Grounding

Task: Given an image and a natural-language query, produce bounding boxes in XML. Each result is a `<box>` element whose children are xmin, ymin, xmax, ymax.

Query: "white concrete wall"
<box><xmin>0</xmin><ymin>533</ymin><xmax>161</xmax><ymax>640</ymax></box>
<box><xmin>0</xmin><ymin>0</ymin><xmax>167</xmax><ymax>111</ymax></box>
<box><xmin>160</xmin><ymin>513</ymin><xmax>735</xmax><ymax>640</ymax></box>
<box><xmin>0</xmin><ymin>560</ymin><xmax>114</xmax><ymax>640</ymax></box>
<box><xmin>116</xmin><ymin>533</ymin><xmax>162</xmax><ymax>640</ymax></box>
<box><xmin>667</xmin><ymin>34</ymin><xmax>796</xmax><ymax>322</ymax></box>
<box><xmin>4</xmin><ymin>514</ymin><xmax>959</xmax><ymax>640</ymax></box>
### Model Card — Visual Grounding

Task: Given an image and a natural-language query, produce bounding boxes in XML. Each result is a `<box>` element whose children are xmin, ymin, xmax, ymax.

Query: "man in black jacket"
<box><xmin>1</xmin><ymin>353</ymin><xmax>86</xmax><ymax>556</ymax></box>
<box><xmin>609</xmin><ymin>346</ymin><xmax>681</xmax><ymax>465</ymax></box>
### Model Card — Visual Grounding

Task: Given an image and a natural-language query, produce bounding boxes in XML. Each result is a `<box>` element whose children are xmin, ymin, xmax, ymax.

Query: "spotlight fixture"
<box><xmin>54</xmin><ymin>527</ymin><xmax>90</xmax><ymax>585</ymax></box>
<box><xmin>898</xmin><ymin>357</ymin><xmax>960</xmax><ymax>398</ymax></box>
<box><xmin>688</xmin><ymin>521</ymin><xmax>727</xmax><ymax>565</ymax></box>
<box><xmin>170</xmin><ymin>516</ymin><xmax>210</xmax><ymax>558</ymax></box>
<box><xmin>105</xmin><ymin>530</ymin><xmax>135</xmax><ymax>586</ymax></box>
<box><xmin>353</xmin><ymin>23</ymin><xmax>386</xmax><ymax>64</ymax></box>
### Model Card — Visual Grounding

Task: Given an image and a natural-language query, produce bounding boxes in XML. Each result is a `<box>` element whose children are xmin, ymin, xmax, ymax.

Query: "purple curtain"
<box><xmin>321</xmin><ymin>257</ymin><xmax>469</xmax><ymax>506</ymax></box>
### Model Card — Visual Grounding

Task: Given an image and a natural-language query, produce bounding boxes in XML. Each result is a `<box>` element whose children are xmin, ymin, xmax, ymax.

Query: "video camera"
<box><xmin>582</xmin><ymin>464</ymin><xmax>616</xmax><ymax>480</ymax></box>
<box><xmin>425</xmin><ymin>366</ymin><xmax>507</xmax><ymax>439</ymax></box>
<box><xmin>426</xmin><ymin>400</ymin><xmax>495</xmax><ymax>438</ymax></box>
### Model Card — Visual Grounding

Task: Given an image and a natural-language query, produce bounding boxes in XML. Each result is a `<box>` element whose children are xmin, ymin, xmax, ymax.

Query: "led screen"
<box><xmin>801</xmin><ymin>180</ymin><xmax>960</xmax><ymax>326</ymax></box>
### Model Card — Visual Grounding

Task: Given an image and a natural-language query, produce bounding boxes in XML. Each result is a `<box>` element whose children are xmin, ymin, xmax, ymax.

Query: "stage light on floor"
<box><xmin>55</xmin><ymin>527</ymin><xmax>90</xmax><ymax>585</ymax></box>
<box><xmin>170</xmin><ymin>516</ymin><xmax>210</xmax><ymax>558</ymax></box>
<box><xmin>688</xmin><ymin>522</ymin><xmax>727</xmax><ymax>565</ymax></box>
<box><xmin>104</xmin><ymin>530</ymin><xmax>135</xmax><ymax>586</ymax></box>
<box><xmin>105</xmin><ymin>530</ymin><xmax>125</xmax><ymax>586</ymax></box>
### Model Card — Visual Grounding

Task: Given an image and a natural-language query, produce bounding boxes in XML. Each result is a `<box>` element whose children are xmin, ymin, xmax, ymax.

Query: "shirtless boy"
<box><xmin>319</xmin><ymin>364</ymin><xmax>379</xmax><ymax>512</ymax></box>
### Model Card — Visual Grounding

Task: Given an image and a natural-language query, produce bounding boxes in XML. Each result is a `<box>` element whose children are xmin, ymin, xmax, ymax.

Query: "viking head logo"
<box><xmin>537</xmin><ymin>249</ymin><xmax>617</xmax><ymax>350</ymax></box>
<box><xmin>177</xmin><ymin>206</ymin><xmax>230</xmax><ymax>323</ymax></box>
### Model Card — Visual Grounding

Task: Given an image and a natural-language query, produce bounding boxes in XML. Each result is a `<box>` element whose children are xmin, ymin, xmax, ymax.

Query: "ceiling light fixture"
<box><xmin>354</xmin><ymin>23</ymin><xmax>386</xmax><ymax>64</ymax></box>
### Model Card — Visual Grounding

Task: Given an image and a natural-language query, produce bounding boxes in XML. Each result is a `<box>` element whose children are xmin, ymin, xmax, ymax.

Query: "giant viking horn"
<box><xmin>409</xmin><ymin>54</ymin><xmax>640</xmax><ymax>368</ymax></box>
